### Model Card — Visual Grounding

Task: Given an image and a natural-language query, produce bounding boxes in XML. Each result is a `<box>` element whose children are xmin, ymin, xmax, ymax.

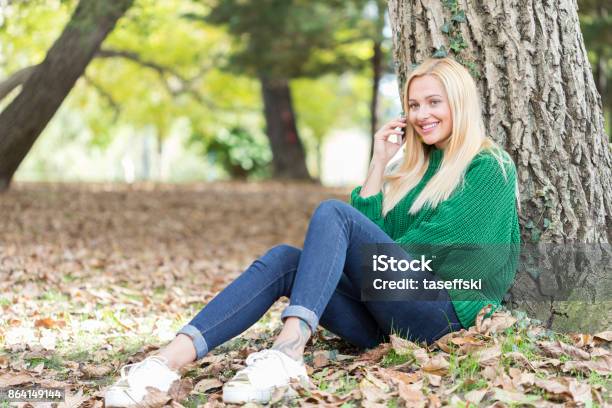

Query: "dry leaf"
<box><xmin>390</xmin><ymin>335</ymin><xmax>419</xmax><ymax>355</ymax></box>
<box><xmin>139</xmin><ymin>387</ymin><xmax>172</xmax><ymax>408</ymax></box>
<box><xmin>357</xmin><ymin>343</ymin><xmax>391</xmax><ymax>363</ymax></box>
<box><xmin>464</xmin><ymin>388</ymin><xmax>488</xmax><ymax>404</ymax></box>
<box><xmin>192</xmin><ymin>378</ymin><xmax>222</xmax><ymax>394</ymax></box>
<box><xmin>34</xmin><ymin>318</ymin><xmax>66</xmax><ymax>329</ymax></box>
<box><xmin>492</xmin><ymin>388</ymin><xmax>541</xmax><ymax>406</ymax></box>
<box><xmin>477</xmin><ymin>344</ymin><xmax>501</xmax><ymax>365</ymax></box>
<box><xmin>0</xmin><ymin>372</ymin><xmax>35</xmax><ymax>387</ymax></box>
<box><xmin>168</xmin><ymin>378</ymin><xmax>193</xmax><ymax>401</ymax></box>
<box><xmin>312</xmin><ymin>350</ymin><xmax>330</xmax><ymax>368</ymax></box>
<box><xmin>397</xmin><ymin>380</ymin><xmax>426</xmax><ymax>408</ymax></box>
<box><xmin>562</xmin><ymin>354</ymin><xmax>612</xmax><ymax>375</ymax></box>
<box><xmin>58</xmin><ymin>389</ymin><xmax>88</xmax><ymax>408</ymax></box>
<box><xmin>594</xmin><ymin>330</ymin><xmax>612</xmax><ymax>342</ymax></box>
<box><xmin>81</xmin><ymin>364</ymin><xmax>112</xmax><ymax>378</ymax></box>
<box><xmin>421</xmin><ymin>355</ymin><xmax>449</xmax><ymax>375</ymax></box>
<box><xmin>539</xmin><ymin>340</ymin><xmax>591</xmax><ymax>360</ymax></box>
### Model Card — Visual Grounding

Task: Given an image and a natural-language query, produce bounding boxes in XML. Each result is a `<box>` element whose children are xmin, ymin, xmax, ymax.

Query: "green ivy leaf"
<box><xmin>451</xmin><ymin>10</ymin><xmax>466</xmax><ymax>23</ymax></box>
<box><xmin>441</xmin><ymin>22</ymin><xmax>451</xmax><ymax>34</ymax></box>
<box><xmin>432</xmin><ymin>46</ymin><xmax>448</xmax><ymax>58</ymax></box>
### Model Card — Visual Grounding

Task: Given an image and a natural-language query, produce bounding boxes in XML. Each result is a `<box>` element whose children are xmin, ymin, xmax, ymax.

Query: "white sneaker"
<box><xmin>222</xmin><ymin>349</ymin><xmax>309</xmax><ymax>404</ymax></box>
<box><xmin>104</xmin><ymin>356</ymin><xmax>180</xmax><ymax>407</ymax></box>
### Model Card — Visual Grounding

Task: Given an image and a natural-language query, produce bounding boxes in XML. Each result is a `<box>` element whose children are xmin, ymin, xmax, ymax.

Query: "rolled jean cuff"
<box><xmin>177</xmin><ymin>324</ymin><xmax>208</xmax><ymax>360</ymax></box>
<box><xmin>281</xmin><ymin>305</ymin><xmax>319</xmax><ymax>334</ymax></box>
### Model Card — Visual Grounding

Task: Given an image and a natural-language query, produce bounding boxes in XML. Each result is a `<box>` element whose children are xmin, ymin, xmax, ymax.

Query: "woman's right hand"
<box><xmin>372</xmin><ymin>117</ymin><xmax>407</xmax><ymax>165</ymax></box>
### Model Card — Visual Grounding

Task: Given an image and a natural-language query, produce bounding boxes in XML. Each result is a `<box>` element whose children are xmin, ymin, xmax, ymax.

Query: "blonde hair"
<box><xmin>383</xmin><ymin>57</ymin><xmax>516</xmax><ymax>216</ymax></box>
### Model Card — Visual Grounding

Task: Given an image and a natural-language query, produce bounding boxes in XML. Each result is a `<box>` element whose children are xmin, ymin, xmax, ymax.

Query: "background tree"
<box><xmin>190</xmin><ymin>0</ymin><xmax>375</xmax><ymax>180</ymax></box>
<box><xmin>579</xmin><ymin>0</ymin><xmax>611</xmax><ymax>136</ymax></box>
<box><xmin>0</xmin><ymin>0</ymin><xmax>134</xmax><ymax>191</ymax></box>
<box><xmin>388</xmin><ymin>0</ymin><xmax>612</xmax><ymax>331</ymax></box>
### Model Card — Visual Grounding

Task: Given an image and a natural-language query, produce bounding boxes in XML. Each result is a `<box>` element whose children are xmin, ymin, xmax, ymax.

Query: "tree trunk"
<box><xmin>0</xmin><ymin>0</ymin><xmax>133</xmax><ymax>191</ymax></box>
<box><xmin>389</xmin><ymin>0</ymin><xmax>612</xmax><ymax>332</ymax></box>
<box><xmin>369</xmin><ymin>0</ymin><xmax>387</xmax><ymax>159</ymax></box>
<box><xmin>259</xmin><ymin>77</ymin><xmax>312</xmax><ymax>180</ymax></box>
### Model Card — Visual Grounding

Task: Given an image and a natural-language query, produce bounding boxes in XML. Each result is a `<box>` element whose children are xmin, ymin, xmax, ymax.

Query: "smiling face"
<box><xmin>407</xmin><ymin>75</ymin><xmax>453</xmax><ymax>149</ymax></box>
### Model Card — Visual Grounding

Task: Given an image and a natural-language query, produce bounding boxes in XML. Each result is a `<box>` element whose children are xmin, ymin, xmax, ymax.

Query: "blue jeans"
<box><xmin>178</xmin><ymin>200</ymin><xmax>462</xmax><ymax>359</ymax></box>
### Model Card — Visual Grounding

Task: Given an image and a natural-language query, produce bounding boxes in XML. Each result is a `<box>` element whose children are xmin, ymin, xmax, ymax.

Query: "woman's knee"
<box><xmin>261</xmin><ymin>244</ymin><xmax>301</xmax><ymax>268</ymax></box>
<box><xmin>313</xmin><ymin>199</ymin><xmax>352</xmax><ymax>221</ymax></box>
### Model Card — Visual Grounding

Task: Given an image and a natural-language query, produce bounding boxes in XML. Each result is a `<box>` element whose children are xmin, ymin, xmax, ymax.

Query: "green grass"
<box><xmin>0</xmin><ymin>297</ymin><xmax>11</xmax><ymax>307</ymax></box>
<box><xmin>26</xmin><ymin>354</ymin><xmax>64</xmax><ymax>371</ymax></box>
<box><xmin>39</xmin><ymin>291</ymin><xmax>69</xmax><ymax>302</ymax></box>
<box><xmin>449</xmin><ymin>353</ymin><xmax>488</xmax><ymax>393</ymax></box>
<box><xmin>381</xmin><ymin>349</ymin><xmax>414</xmax><ymax>367</ymax></box>
<box><xmin>336</xmin><ymin>374</ymin><xmax>359</xmax><ymax>395</ymax></box>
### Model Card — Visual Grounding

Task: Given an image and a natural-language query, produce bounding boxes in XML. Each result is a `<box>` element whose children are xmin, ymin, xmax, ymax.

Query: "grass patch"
<box><xmin>450</xmin><ymin>353</ymin><xmax>487</xmax><ymax>393</ymax></box>
<box><xmin>381</xmin><ymin>349</ymin><xmax>413</xmax><ymax>367</ymax></box>
<box><xmin>26</xmin><ymin>354</ymin><xmax>64</xmax><ymax>371</ymax></box>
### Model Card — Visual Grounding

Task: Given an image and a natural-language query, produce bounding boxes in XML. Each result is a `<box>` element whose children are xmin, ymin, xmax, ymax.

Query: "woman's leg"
<box><xmin>158</xmin><ymin>244</ymin><xmax>302</xmax><ymax>370</ymax></box>
<box><xmin>280</xmin><ymin>199</ymin><xmax>461</xmax><ymax>348</ymax></box>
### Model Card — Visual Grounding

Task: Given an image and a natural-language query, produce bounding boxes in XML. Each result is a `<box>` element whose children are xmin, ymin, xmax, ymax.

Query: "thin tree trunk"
<box><xmin>259</xmin><ymin>77</ymin><xmax>311</xmax><ymax>180</ymax></box>
<box><xmin>0</xmin><ymin>0</ymin><xmax>133</xmax><ymax>191</ymax></box>
<box><xmin>389</xmin><ymin>0</ymin><xmax>612</xmax><ymax>331</ymax></box>
<box><xmin>369</xmin><ymin>39</ymin><xmax>383</xmax><ymax>159</ymax></box>
<box><xmin>369</xmin><ymin>0</ymin><xmax>387</xmax><ymax>159</ymax></box>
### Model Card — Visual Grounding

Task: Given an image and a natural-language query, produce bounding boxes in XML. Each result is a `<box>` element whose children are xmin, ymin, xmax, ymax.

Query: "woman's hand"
<box><xmin>372</xmin><ymin>117</ymin><xmax>407</xmax><ymax>165</ymax></box>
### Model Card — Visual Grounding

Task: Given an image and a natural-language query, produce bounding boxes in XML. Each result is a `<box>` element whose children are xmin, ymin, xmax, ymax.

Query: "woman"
<box><xmin>105</xmin><ymin>57</ymin><xmax>520</xmax><ymax>406</ymax></box>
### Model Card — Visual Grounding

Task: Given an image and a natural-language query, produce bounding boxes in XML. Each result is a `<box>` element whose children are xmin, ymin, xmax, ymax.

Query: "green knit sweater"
<box><xmin>349</xmin><ymin>147</ymin><xmax>520</xmax><ymax>328</ymax></box>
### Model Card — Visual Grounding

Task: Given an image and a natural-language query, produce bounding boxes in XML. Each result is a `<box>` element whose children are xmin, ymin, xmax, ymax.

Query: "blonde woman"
<box><xmin>105</xmin><ymin>57</ymin><xmax>520</xmax><ymax>406</ymax></box>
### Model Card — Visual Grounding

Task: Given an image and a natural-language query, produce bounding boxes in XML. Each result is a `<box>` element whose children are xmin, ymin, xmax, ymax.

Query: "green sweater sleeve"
<box><xmin>349</xmin><ymin>186</ymin><xmax>385</xmax><ymax>229</ymax></box>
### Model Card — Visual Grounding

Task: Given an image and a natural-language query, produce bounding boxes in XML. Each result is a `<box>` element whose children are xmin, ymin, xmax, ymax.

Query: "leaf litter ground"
<box><xmin>0</xmin><ymin>182</ymin><xmax>610</xmax><ymax>407</ymax></box>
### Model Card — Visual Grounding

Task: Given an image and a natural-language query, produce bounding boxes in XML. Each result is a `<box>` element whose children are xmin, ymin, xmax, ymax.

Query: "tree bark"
<box><xmin>259</xmin><ymin>77</ymin><xmax>312</xmax><ymax>180</ymax></box>
<box><xmin>389</xmin><ymin>0</ymin><xmax>612</xmax><ymax>331</ymax></box>
<box><xmin>0</xmin><ymin>0</ymin><xmax>134</xmax><ymax>191</ymax></box>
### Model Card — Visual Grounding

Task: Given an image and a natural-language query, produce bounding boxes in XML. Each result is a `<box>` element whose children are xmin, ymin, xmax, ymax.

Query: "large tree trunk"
<box><xmin>259</xmin><ymin>77</ymin><xmax>312</xmax><ymax>180</ymax></box>
<box><xmin>389</xmin><ymin>0</ymin><xmax>612</xmax><ymax>332</ymax></box>
<box><xmin>0</xmin><ymin>0</ymin><xmax>133</xmax><ymax>192</ymax></box>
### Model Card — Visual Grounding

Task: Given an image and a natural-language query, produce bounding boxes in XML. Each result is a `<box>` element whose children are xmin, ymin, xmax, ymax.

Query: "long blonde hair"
<box><xmin>383</xmin><ymin>57</ymin><xmax>514</xmax><ymax>216</ymax></box>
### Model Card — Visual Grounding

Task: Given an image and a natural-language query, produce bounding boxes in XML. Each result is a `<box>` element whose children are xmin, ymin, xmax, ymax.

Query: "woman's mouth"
<box><xmin>420</xmin><ymin>122</ymin><xmax>440</xmax><ymax>134</ymax></box>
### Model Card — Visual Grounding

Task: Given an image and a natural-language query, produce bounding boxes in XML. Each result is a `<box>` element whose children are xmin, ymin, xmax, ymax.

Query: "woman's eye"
<box><xmin>430</xmin><ymin>100</ymin><xmax>440</xmax><ymax>106</ymax></box>
<box><xmin>409</xmin><ymin>104</ymin><xmax>418</xmax><ymax>110</ymax></box>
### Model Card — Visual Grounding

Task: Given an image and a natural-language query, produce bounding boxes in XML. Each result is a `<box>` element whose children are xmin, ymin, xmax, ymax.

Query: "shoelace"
<box><xmin>119</xmin><ymin>356</ymin><xmax>170</xmax><ymax>386</ymax></box>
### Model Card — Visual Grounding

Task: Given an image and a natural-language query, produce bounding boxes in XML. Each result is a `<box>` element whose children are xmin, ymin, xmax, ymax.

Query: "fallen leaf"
<box><xmin>0</xmin><ymin>372</ymin><xmax>35</xmax><ymax>387</ymax></box>
<box><xmin>192</xmin><ymin>378</ymin><xmax>223</xmax><ymax>394</ymax></box>
<box><xmin>477</xmin><ymin>344</ymin><xmax>502</xmax><ymax>365</ymax></box>
<box><xmin>421</xmin><ymin>355</ymin><xmax>449</xmax><ymax>375</ymax></box>
<box><xmin>539</xmin><ymin>340</ymin><xmax>590</xmax><ymax>360</ymax></box>
<box><xmin>492</xmin><ymin>388</ymin><xmax>542</xmax><ymax>406</ymax></box>
<box><xmin>34</xmin><ymin>318</ymin><xmax>66</xmax><ymax>329</ymax></box>
<box><xmin>168</xmin><ymin>378</ymin><xmax>193</xmax><ymax>401</ymax></box>
<box><xmin>312</xmin><ymin>350</ymin><xmax>330</xmax><ymax>368</ymax></box>
<box><xmin>594</xmin><ymin>330</ymin><xmax>612</xmax><ymax>342</ymax></box>
<box><xmin>139</xmin><ymin>387</ymin><xmax>172</xmax><ymax>408</ymax></box>
<box><xmin>390</xmin><ymin>334</ymin><xmax>418</xmax><ymax>355</ymax></box>
<box><xmin>58</xmin><ymin>389</ymin><xmax>88</xmax><ymax>408</ymax></box>
<box><xmin>464</xmin><ymin>388</ymin><xmax>488</xmax><ymax>404</ymax></box>
<box><xmin>397</xmin><ymin>380</ymin><xmax>426</xmax><ymax>408</ymax></box>
<box><xmin>81</xmin><ymin>364</ymin><xmax>112</xmax><ymax>378</ymax></box>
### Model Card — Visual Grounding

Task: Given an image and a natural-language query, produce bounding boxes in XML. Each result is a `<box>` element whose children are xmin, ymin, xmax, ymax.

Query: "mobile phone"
<box><xmin>395</xmin><ymin>111</ymin><xmax>406</xmax><ymax>144</ymax></box>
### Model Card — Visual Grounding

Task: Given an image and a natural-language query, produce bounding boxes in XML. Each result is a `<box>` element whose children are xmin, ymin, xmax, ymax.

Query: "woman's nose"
<box><xmin>416</xmin><ymin>106</ymin><xmax>431</xmax><ymax>120</ymax></box>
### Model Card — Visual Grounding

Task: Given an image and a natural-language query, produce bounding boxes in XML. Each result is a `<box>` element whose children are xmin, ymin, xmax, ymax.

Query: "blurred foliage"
<box><xmin>578</xmin><ymin>0</ymin><xmax>611</xmax><ymax>136</ymax></box>
<box><xmin>188</xmin><ymin>0</ymin><xmax>375</xmax><ymax>79</ymax></box>
<box><xmin>1</xmin><ymin>0</ymin><xmax>377</xmax><ymax>181</ymax></box>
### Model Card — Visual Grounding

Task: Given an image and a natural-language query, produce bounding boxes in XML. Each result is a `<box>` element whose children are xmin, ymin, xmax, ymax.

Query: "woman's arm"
<box><xmin>349</xmin><ymin>117</ymin><xmax>406</xmax><ymax>226</ymax></box>
<box><xmin>360</xmin><ymin>116</ymin><xmax>407</xmax><ymax>198</ymax></box>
